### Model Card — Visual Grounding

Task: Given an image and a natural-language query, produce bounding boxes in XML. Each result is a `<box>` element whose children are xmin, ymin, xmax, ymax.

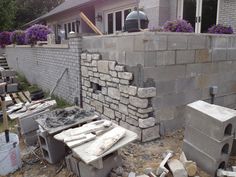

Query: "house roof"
<box><xmin>24</xmin><ymin>0</ymin><xmax>93</xmax><ymax>27</ymax></box>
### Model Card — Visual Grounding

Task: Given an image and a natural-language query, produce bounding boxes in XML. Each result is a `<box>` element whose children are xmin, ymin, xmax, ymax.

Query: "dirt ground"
<box><xmin>1</xmin><ymin>129</ymin><xmax>216</xmax><ymax>177</ymax></box>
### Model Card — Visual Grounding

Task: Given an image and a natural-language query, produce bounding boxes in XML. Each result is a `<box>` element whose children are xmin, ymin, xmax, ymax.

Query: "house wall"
<box><xmin>5</xmin><ymin>32</ymin><xmax>236</xmax><ymax>142</ymax></box>
<box><xmin>218</xmin><ymin>0</ymin><xmax>236</xmax><ymax>30</ymax></box>
<box><xmin>6</xmin><ymin>38</ymin><xmax>82</xmax><ymax>104</ymax></box>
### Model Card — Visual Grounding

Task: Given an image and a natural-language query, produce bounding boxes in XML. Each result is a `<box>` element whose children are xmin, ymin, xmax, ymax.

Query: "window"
<box><xmin>64</xmin><ymin>24</ymin><xmax>68</xmax><ymax>39</ymax></box>
<box><xmin>68</xmin><ymin>23</ymin><xmax>71</xmax><ymax>33</ymax></box>
<box><xmin>108</xmin><ymin>13</ymin><xmax>114</xmax><ymax>34</ymax></box>
<box><xmin>72</xmin><ymin>22</ymin><xmax>75</xmax><ymax>32</ymax></box>
<box><xmin>106</xmin><ymin>8</ymin><xmax>133</xmax><ymax>34</ymax></box>
<box><xmin>116</xmin><ymin>11</ymin><xmax>122</xmax><ymax>31</ymax></box>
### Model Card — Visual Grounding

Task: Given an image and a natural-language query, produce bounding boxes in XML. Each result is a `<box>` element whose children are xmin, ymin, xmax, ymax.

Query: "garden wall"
<box><xmin>82</xmin><ymin>32</ymin><xmax>236</xmax><ymax>139</ymax></box>
<box><xmin>6</xmin><ymin>37</ymin><xmax>82</xmax><ymax>104</ymax></box>
<box><xmin>5</xmin><ymin>32</ymin><xmax>236</xmax><ymax>142</ymax></box>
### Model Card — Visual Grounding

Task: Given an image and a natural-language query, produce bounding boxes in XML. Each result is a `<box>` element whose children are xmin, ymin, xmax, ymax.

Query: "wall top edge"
<box><xmin>6</xmin><ymin>44</ymin><xmax>69</xmax><ymax>49</ymax></box>
<box><xmin>83</xmin><ymin>31</ymin><xmax>236</xmax><ymax>39</ymax></box>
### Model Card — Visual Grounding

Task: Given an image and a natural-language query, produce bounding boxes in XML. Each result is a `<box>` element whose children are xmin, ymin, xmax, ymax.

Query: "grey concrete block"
<box><xmin>186</xmin><ymin>100</ymin><xmax>236</xmax><ymax>141</ymax></box>
<box><xmin>23</xmin><ymin>130</ymin><xmax>38</xmax><ymax>146</ymax></box>
<box><xmin>184</xmin><ymin>125</ymin><xmax>233</xmax><ymax>160</ymax></box>
<box><xmin>38</xmin><ymin>132</ymin><xmax>66</xmax><ymax>164</ymax></box>
<box><xmin>125</xmin><ymin>52</ymin><xmax>145</xmax><ymax>66</ymax></box>
<box><xmin>212</xmin><ymin>48</ymin><xmax>227</xmax><ymax>61</ymax></box>
<box><xmin>142</xmin><ymin>125</ymin><xmax>160</xmax><ymax>142</ymax></box>
<box><xmin>156</xmin><ymin>51</ymin><xmax>175</xmax><ymax>66</ymax></box>
<box><xmin>168</xmin><ymin>35</ymin><xmax>188</xmax><ymax>50</ymax></box>
<box><xmin>188</xmin><ymin>35</ymin><xmax>206</xmax><ymax>49</ymax></box>
<box><xmin>7</xmin><ymin>83</ymin><xmax>18</xmax><ymax>93</ymax></box>
<box><xmin>1</xmin><ymin>70</ymin><xmax>16</xmax><ymax>77</ymax></box>
<box><xmin>144</xmin><ymin>52</ymin><xmax>157</xmax><ymax>67</ymax></box>
<box><xmin>195</xmin><ymin>49</ymin><xmax>211</xmax><ymax>63</ymax></box>
<box><xmin>183</xmin><ymin>140</ymin><xmax>228</xmax><ymax>177</ymax></box>
<box><xmin>176</xmin><ymin>50</ymin><xmax>195</xmax><ymax>64</ymax></box>
<box><xmin>79</xmin><ymin>152</ymin><xmax>122</xmax><ymax>177</ymax></box>
<box><xmin>227</xmin><ymin>48</ymin><xmax>236</xmax><ymax>60</ymax></box>
<box><xmin>19</xmin><ymin>110</ymin><xmax>49</xmax><ymax>134</ymax></box>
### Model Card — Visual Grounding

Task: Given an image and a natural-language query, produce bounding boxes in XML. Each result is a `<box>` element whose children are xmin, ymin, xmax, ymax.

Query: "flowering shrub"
<box><xmin>0</xmin><ymin>32</ymin><xmax>12</xmax><ymax>48</ymax></box>
<box><xmin>10</xmin><ymin>30</ymin><xmax>26</xmax><ymax>45</ymax></box>
<box><xmin>163</xmin><ymin>19</ymin><xmax>194</xmax><ymax>33</ymax></box>
<box><xmin>25</xmin><ymin>24</ymin><xmax>52</xmax><ymax>45</ymax></box>
<box><xmin>208</xmin><ymin>24</ymin><xmax>233</xmax><ymax>34</ymax></box>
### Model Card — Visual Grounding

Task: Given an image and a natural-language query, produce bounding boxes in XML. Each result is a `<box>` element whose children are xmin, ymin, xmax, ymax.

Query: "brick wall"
<box><xmin>6</xmin><ymin>37</ymin><xmax>82</xmax><ymax>103</ymax></box>
<box><xmin>218</xmin><ymin>0</ymin><xmax>236</xmax><ymax>30</ymax></box>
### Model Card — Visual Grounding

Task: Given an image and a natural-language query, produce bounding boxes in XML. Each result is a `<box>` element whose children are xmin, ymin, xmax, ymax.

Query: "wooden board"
<box><xmin>18</xmin><ymin>92</ymin><xmax>28</xmax><ymax>103</ymax></box>
<box><xmin>23</xmin><ymin>91</ymin><xmax>31</xmax><ymax>101</ymax></box>
<box><xmin>72</xmin><ymin>125</ymin><xmax>138</xmax><ymax>164</ymax></box>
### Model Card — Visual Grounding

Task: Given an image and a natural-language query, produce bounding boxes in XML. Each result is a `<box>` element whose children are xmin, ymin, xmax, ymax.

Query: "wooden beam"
<box><xmin>79</xmin><ymin>12</ymin><xmax>103</xmax><ymax>35</ymax></box>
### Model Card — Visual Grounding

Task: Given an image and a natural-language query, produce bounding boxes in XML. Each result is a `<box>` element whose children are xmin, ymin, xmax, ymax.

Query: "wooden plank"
<box><xmin>79</xmin><ymin>12</ymin><xmax>103</xmax><ymax>35</ymax></box>
<box><xmin>12</xmin><ymin>93</ymin><xmax>18</xmax><ymax>98</ymax></box>
<box><xmin>23</xmin><ymin>91</ymin><xmax>31</xmax><ymax>101</ymax></box>
<box><xmin>18</xmin><ymin>92</ymin><xmax>28</xmax><ymax>103</ymax></box>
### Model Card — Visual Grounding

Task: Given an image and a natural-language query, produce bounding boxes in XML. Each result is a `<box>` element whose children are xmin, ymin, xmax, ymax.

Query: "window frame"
<box><xmin>105</xmin><ymin>6</ymin><xmax>135</xmax><ymax>34</ymax></box>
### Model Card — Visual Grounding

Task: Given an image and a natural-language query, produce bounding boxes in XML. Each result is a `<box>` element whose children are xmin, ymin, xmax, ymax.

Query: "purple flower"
<box><xmin>0</xmin><ymin>32</ymin><xmax>12</xmax><ymax>48</ymax></box>
<box><xmin>25</xmin><ymin>24</ymin><xmax>52</xmax><ymax>45</ymax></box>
<box><xmin>10</xmin><ymin>30</ymin><xmax>26</xmax><ymax>45</ymax></box>
<box><xmin>208</xmin><ymin>24</ymin><xmax>233</xmax><ymax>34</ymax></box>
<box><xmin>163</xmin><ymin>19</ymin><xmax>194</xmax><ymax>33</ymax></box>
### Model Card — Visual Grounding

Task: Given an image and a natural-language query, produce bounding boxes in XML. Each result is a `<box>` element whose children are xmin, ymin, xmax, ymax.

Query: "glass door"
<box><xmin>181</xmin><ymin>0</ymin><xmax>218</xmax><ymax>33</ymax></box>
<box><xmin>182</xmin><ymin>0</ymin><xmax>197</xmax><ymax>32</ymax></box>
<box><xmin>201</xmin><ymin>0</ymin><xmax>218</xmax><ymax>33</ymax></box>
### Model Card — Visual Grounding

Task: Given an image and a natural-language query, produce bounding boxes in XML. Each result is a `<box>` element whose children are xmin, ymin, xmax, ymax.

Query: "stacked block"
<box><xmin>183</xmin><ymin>100</ymin><xmax>236</xmax><ymax>176</ymax></box>
<box><xmin>65</xmin><ymin>152</ymin><xmax>122</xmax><ymax>177</ymax></box>
<box><xmin>0</xmin><ymin>70</ymin><xmax>18</xmax><ymax>93</ymax></box>
<box><xmin>38</xmin><ymin>131</ymin><xmax>66</xmax><ymax>164</ymax></box>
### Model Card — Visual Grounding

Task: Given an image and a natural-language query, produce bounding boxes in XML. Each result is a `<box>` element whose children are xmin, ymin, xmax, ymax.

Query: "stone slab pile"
<box><xmin>183</xmin><ymin>100</ymin><xmax>236</xmax><ymax>176</ymax></box>
<box><xmin>81</xmin><ymin>52</ymin><xmax>159</xmax><ymax>142</ymax></box>
<box><xmin>0</xmin><ymin>69</ymin><xmax>18</xmax><ymax>93</ymax></box>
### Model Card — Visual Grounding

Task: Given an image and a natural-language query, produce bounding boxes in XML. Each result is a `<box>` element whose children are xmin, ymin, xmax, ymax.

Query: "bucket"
<box><xmin>0</xmin><ymin>133</ymin><xmax>22</xmax><ymax>176</ymax></box>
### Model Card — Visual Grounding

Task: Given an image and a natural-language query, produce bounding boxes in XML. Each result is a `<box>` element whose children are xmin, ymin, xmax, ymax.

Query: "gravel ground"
<box><xmin>1</xmin><ymin>130</ymin><xmax>217</xmax><ymax>177</ymax></box>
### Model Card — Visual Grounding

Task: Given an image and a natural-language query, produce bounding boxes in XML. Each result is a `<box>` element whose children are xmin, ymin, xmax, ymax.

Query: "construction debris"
<box><xmin>217</xmin><ymin>169</ymin><xmax>236</xmax><ymax>177</ymax></box>
<box><xmin>179</xmin><ymin>152</ymin><xmax>197</xmax><ymax>176</ymax></box>
<box><xmin>156</xmin><ymin>150</ymin><xmax>173</xmax><ymax>175</ymax></box>
<box><xmin>167</xmin><ymin>159</ymin><xmax>187</xmax><ymax>177</ymax></box>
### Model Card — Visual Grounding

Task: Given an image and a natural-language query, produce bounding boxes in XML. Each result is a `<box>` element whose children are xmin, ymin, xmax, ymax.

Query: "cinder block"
<box><xmin>18</xmin><ymin>110</ymin><xmax>49</xmax><ymax>134</ymax></box>
<box><xmin>79</xmin><ymin>152</ymin><xmax>122</xmax><ymax>177</ymax></box>
<box><xmin>168</xmin><ymin>35</ymin><xmax>188</xmax><ymax>50</ymax></box>
<box><xmin>186</xmin><ymin>100</ymin><xmax>236</xmax><ymax>141</ymax></box>
<box><xmin>212</xmin><ymin>49</ymin><xmax>227</xmax><ymax>61</ymax></box>
<box><xmin>125</xmin><ymin>52</ymin><xmax>145</xmax><ymax>66</ymax></box>
<box><xmin>7</xmin><ymin>83</ymin><xmax>18</xmax><ymax>93</ymax></box>
<box><xmin>231</xmin><ymin>139</ymin><xmax>236</xmax><ymax>156</ymax></box>
<box><xmin>184</xmin><ymin>125</ymin><xmax>233</xmax><ymax>160</ymax></box>
<box><xmin>38</xmin><ymin>132</ymin><xmax>65</xmax><ymax>164</ymax></box>
<box><xmin>176</xmin><ymin>50</ymin><xmax>195</xmax><ymax>64</ymax></box>
<box><xmin>183</xmin><ymin>140</ymin><xmax>228</xmax><ymax>177</ymax></box>
<box><xmin>23</xmin><ymin>130</ymin><xmax>38</xmax><ymax>146</ymax></box>
<box><xmin>188</xmin><ymin>35</ymin><xmax>206</xmax><ymax>49</ymax></box>
<box><xmin>1</xmin><ymin>70</ymin><xmax>16</xmax><ymax>77</ymax></box>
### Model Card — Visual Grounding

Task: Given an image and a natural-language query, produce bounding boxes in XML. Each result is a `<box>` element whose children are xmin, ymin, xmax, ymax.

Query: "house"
<box><xmin>28</xmin><ymin>0</ymin><xmax>236</xmax><ymax>41</ymax></box>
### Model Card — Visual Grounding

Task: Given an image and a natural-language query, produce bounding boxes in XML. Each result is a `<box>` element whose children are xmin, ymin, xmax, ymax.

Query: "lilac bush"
<box><xmin>25</xmin><ymin>24</ymin><xmax>52</xmax><ymax>45</ymax></box>
<box><xmin>208</xmin><ymin>24</ymin><xmax>233</xmax><ymax>34</ymax></box>
<box><xmin>0</xmin><ymin>32</ymin><xmax>12</xmax><ymax>48</ymax></box>
<box><xmin>10</xmin><ymin>30</ymin><xmax>26</xmax><ymax>45</ymax></box>
<box><xmin>163</xmin><ymin>19</ymin><xmax>194</xmax><ymax>33</ymax></box>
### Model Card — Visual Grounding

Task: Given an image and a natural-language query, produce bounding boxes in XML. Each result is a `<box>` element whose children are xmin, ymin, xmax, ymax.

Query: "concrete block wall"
<box><xmin>82</xmin><ymin>32</ymin><xmax>236</xmax><ymax>135</ymax></box>
<box><xmin>6</xmin><ymin>38</ymin><xmax>82</xmax><ymax>103</ymax></box>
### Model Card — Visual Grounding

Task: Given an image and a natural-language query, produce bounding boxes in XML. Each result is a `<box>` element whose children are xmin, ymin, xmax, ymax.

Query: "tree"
<box><xmin>0</xmin><ymin>0</ymin><xmax>16</xmax><ymax>31</ymax></box>
<box><xmin>14</xmin><ymin>0</ymin><xmax>64</xmax><ymax>28</ymax></box>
